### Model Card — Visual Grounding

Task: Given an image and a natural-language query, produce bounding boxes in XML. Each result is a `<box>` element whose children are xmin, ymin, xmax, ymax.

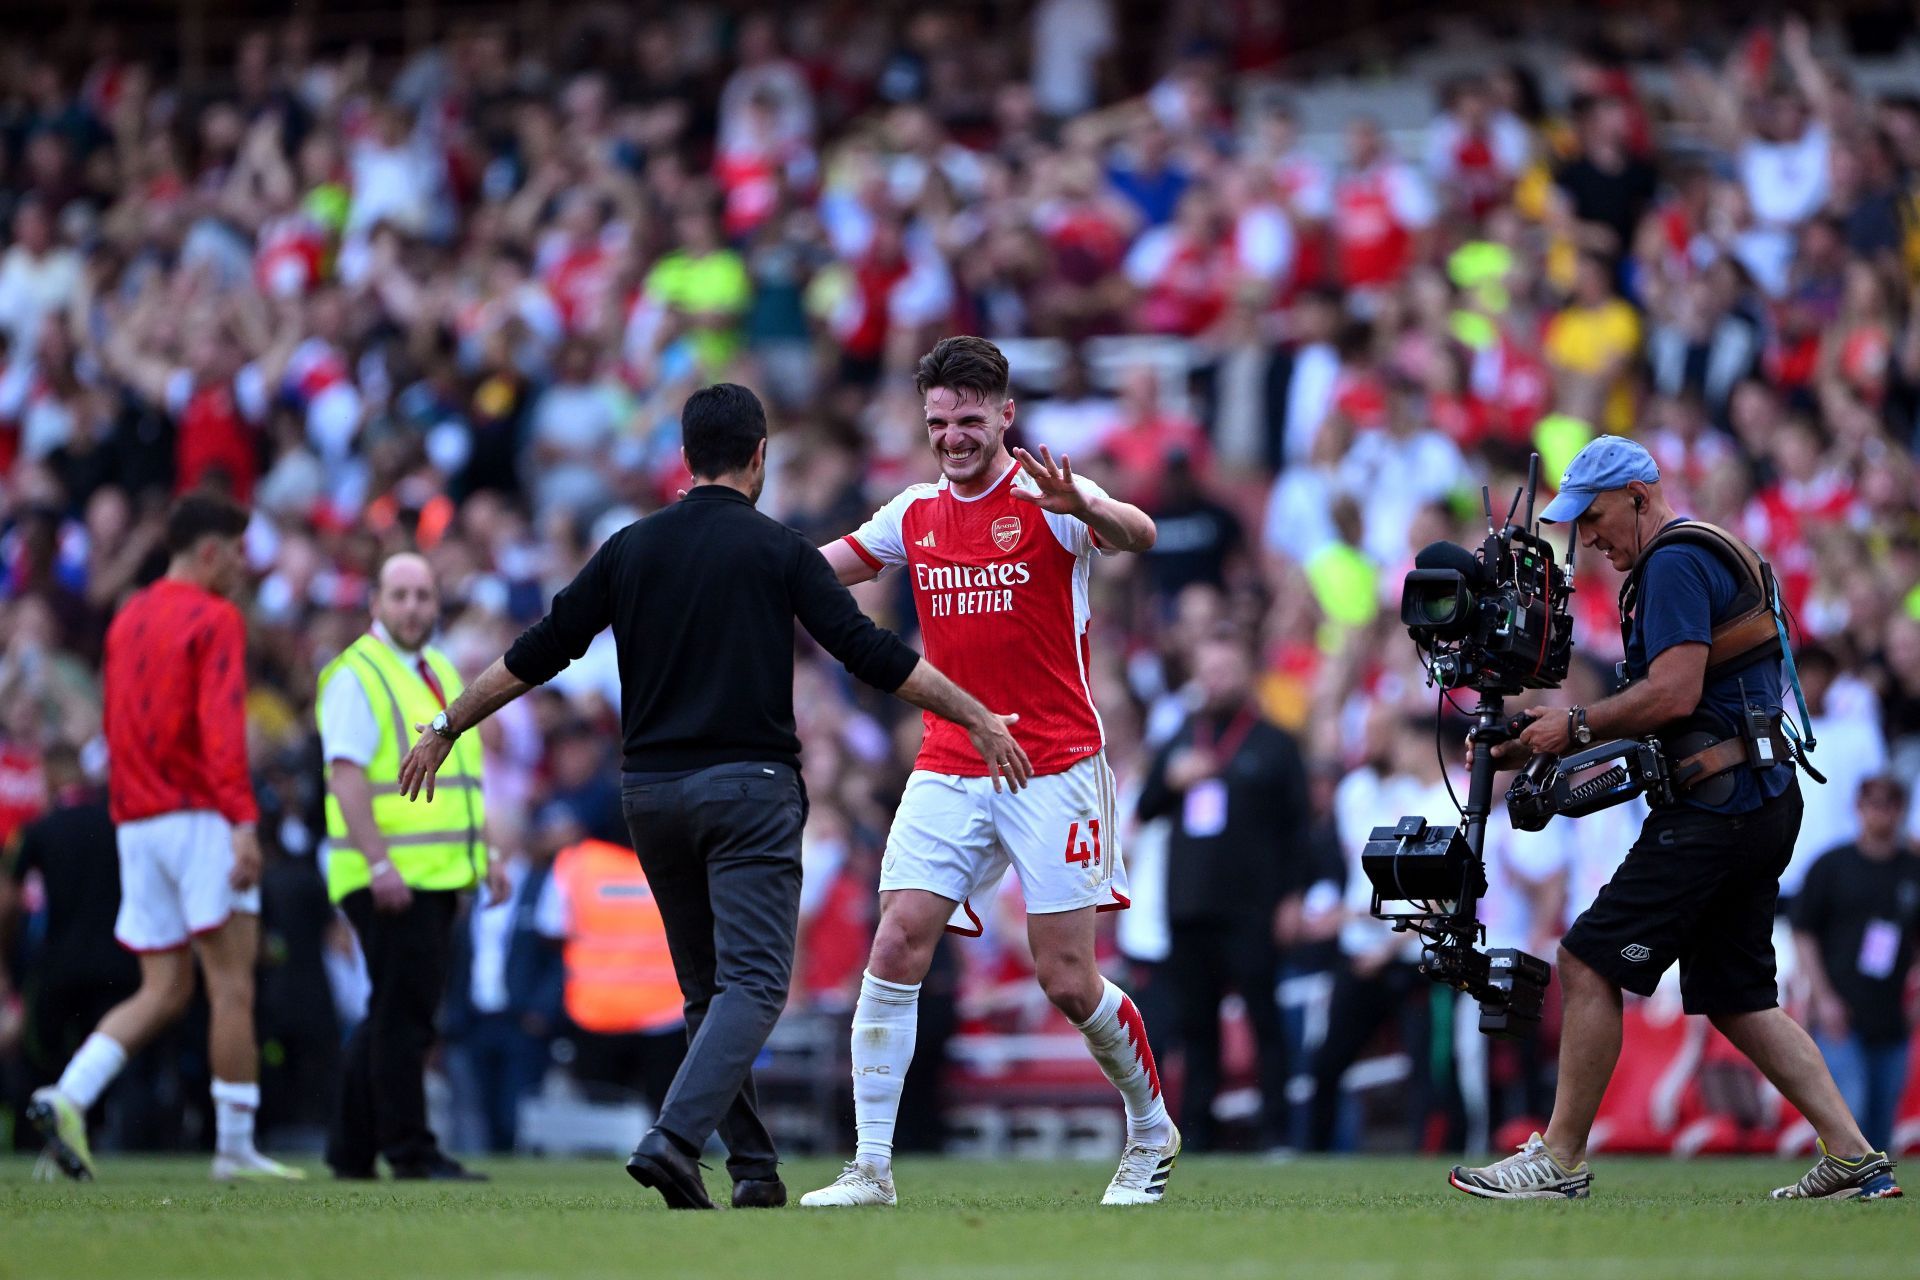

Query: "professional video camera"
<box><xmin>1364</xmin><ymin>455</ymin><xmax>1574</xmax><ymax>1037</ymax></box>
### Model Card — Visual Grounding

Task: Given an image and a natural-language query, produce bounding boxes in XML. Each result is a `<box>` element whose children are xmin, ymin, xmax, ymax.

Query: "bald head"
<box><xmin>373</xmin><ymin>553</ymin><xmax>440</xmax><ymax>653</ymax></box>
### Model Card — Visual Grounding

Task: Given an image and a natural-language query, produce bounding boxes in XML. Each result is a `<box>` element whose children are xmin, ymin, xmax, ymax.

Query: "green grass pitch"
<box><xmin>2</xmin><ymin>1154</ymin><xmax>1909</xmax><ymax>1280</ymax></box>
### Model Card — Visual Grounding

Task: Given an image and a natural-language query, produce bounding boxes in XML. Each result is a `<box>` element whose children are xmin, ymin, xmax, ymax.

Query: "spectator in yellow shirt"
<box><xmin>634</xmin><ymin>204</ymin><xmax>753</xmax><ymax>378</ymax></box>
<box><xmin>1544</xmin><ymin>250</ymin><xmax>1642</xmax><ymax>434</ymax></box>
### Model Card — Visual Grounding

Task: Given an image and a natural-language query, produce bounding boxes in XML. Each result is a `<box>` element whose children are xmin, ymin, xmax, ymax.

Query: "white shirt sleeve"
<box><xmin>846</xmin><ymin>486</ymin><xmax>927</xmax><ymax>571</ymax></box>
<box><xmin>534</xmin><ymin>869</ymin><xmax>570</xmax><ymax>939</ymax></box>
<box><xmin>1385</xmin><ymin>162</ymin><xmax>1437</xmax><ymax>230</ymax></box>
<box><xmin>1235</xmin><ymin>205</ymin><xmax>1295</xmax><ymax>282</ymax></box>
<box><xmin>1423</xmin><ymin>116</ymin><xmax>1461</xmax><ymax>181</ymax></box>
<box><xmin>1288</xmin><ymin>157</ymin><xmax>1334</xmax><ymax>221</ymax></box>
<box><xmin>164</xmin><ymin>368</ymin><xmax>194</xmax><ymax>418</ymax></box>
<box><xmin>233</xmin><ymin>363</ymin><xmax>270</xmax><ymax>423</ymax></box>
<box><xmin>1039</xmin><ymin>471</ymin><xmax>1114</xmax><ymax>557</ymax></box>
<box><xmin>318</xmin><ymin>664</ymin><xmax>383</xmax><ymax>768</ymax></box>
<box><xmin>1122</xmin><ymin>226</ymin><xmax>1177</xmax><ymax>289</ymax></box>
<box><xmin>1493</xmin><ymin>113</ymin><xmax>1530</xmax><ymax>176</ymax></box>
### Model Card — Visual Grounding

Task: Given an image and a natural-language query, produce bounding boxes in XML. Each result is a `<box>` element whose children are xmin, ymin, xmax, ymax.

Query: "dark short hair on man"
<box><xmin>914</xmin><ymin>335</ymin><xmax>1010</xmax><ymax>403</ymax></box>
<box><xmin>165</xmin><ymin>493</ymin><xmax>250</xmax><ymax>556</ymax></box>
<box><xmin>681</xmin><ymin>382</ymin><xmax>768</xmax><ymax>478</ymax></box>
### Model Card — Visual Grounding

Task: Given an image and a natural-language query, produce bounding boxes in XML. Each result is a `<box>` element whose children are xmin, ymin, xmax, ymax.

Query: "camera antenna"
<box><xmin>1481</xmin><ymin>486</ymin><xmax>1495</xmax><ymax>537</ymax></box>
<box><xmin>1524</xmin><ymin>453</ymin><xmax>1540</xmax><ymax>532</ymax></box>
<box><xmin>1503</xmin><ymin>483</ymin><xmax>1523</xmax><ymax>532</ymax></box>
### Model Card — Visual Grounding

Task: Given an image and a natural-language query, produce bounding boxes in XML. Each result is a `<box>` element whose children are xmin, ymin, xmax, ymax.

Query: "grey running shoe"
<box><xmin>1449</xmin><ymin>1132</ymin><xmax>1592</xmax><ymax>1200</ymax></box>
<box><xmin>1770</xmin><ymin>1141</ymin><xmax>1902</xmax><ymax>1200</ymax></box>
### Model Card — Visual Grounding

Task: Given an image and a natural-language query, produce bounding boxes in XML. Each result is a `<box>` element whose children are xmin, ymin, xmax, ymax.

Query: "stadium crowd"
<box><xmin>1</xmin><ymin>3</ymin><xmax>1919</xmax><ymax>1159</ymax></box>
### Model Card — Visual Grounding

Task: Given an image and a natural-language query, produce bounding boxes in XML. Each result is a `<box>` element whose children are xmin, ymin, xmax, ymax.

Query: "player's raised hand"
<box><xmin>1011</xmin><ymin>446</ymin><xmax>1089</xmax><ymax>516</ymax></box>
<box><xmin>399</xmin><ymin>725</ymin><xmax>455</xmax><ymax>801</ymax></box>
<box><xmin>967</xmin><ymin>711</ymin><xmax>1032</xmax><ymax>794</ymax></box>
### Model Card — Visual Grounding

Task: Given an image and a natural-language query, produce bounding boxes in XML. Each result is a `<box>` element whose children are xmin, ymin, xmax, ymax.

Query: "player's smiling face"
<box><xmin>925</xmin><ymin>386</ymin><xmax>1013</xmax><ymax>490</ymax></box>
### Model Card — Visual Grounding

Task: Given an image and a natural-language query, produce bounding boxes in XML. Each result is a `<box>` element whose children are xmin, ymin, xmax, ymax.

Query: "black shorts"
<box><xmin>1561</xmin><ymin>780</ymin><xmax>1801</xmax><ymax>1016</ymax></box>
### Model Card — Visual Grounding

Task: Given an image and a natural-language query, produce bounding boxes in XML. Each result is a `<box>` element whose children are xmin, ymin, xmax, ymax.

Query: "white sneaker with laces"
<box><xmin>1102</xmin><ymin>1123</ymin><xmax>1181</xmax><ymax>1206</ymax></box>
<box><xmin>1448</xmin><ymin>1132</ymin><xmax>1590</xmax><ymax>1199</ymax></box>
<box><xmin>211</xmin><ymin>1151</ymin><xmax>307</xmax><ymax>1182</ymax></box>
<box><xmin>799</xmin><ymin>1161</ymin><xmax>896</xmax><ymax>1208</ymax></box>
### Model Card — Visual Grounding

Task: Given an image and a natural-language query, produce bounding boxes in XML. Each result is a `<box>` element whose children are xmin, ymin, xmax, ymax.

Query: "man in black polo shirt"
<box><xmin>1792</xmin><ymin>775</ymin><xmax>1920</xmax><ymax>1153</ymax></box>
<box><xmin>1449</xmin><ymin>436</ymin><xmax>1897</xmax><ymax>1201</ymax></box>
<box><xmin>1137</xmin><ymin>631</ymin><xmax>1307</xmax><ymax>1150</ymax></box>
<box><xmin>398</xmin><ymin>382</ymin><xmax>1027</xmax><ymax>1210</ymax></box>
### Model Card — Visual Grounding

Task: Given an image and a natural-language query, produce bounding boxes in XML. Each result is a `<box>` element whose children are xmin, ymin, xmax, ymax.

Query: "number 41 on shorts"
<box><xmin>1064</xmin><ymin>819</ymin><xmax>1102</xmax><ymax>867</ymax></box>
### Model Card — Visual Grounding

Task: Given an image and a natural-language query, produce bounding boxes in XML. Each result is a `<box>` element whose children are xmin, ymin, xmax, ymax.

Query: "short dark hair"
<box><xmin>165</xmin><ymin>493</ymin><xmax>249</xmax><ymax>556</ymax></box>
<box><xmin>914</xmin><ymin>336</ymin><xmax>1009</xmax><ymax>403</ymax></box>
<box><xmin>681</xmin><ymin>382</ymin><xmax>767</xmax><ymax>478</ymax></box>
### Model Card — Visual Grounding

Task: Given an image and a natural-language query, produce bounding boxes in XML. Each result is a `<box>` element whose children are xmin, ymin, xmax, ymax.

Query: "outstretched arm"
<box><xmin>397</xmin><ymin>658</ymin><xmax>531</xmax><ymax>801</ymax></box>
<box><xmin>1780</xmin><ymin>16</ymin><xmax>1836</xmax><ymax>127</ymax></box>
<box><xmin>892</xmin><ymin>658</ymin><xmax>1032</xmax><ymax>794</ymax></box>
<box><xmin>1011</xmin><ymin>446</ymin><xmax>1156</xmax><ymax>552</ymax></box>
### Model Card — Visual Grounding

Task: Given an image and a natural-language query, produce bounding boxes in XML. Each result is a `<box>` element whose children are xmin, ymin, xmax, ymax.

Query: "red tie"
<box><xmin>417</xmin><ymin>659</ymin><xmax>447</xmax><ymax>710</ymax></box>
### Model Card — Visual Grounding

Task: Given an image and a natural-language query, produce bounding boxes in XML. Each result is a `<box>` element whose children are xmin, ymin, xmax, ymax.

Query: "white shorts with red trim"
<box><xmin>114</xmin><ymin>810</ymin><xmax>260</xmax><ymax>952</ymax></box>
<box><xmin>878</xmin><ymin>752</ymin><xmax>1129</xmax><ymax>934</ymax></box>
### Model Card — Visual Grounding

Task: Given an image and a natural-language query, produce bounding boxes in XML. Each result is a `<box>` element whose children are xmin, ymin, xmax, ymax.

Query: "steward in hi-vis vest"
<box><xmin>319</xmin><ymin>633</ymin><xmax>486</xmax><ymax>902</ymax></box>
<box><xmin>318</xmin><ymin>553</ymin><xmax>500</xmax><ymax>1181</ymax></box>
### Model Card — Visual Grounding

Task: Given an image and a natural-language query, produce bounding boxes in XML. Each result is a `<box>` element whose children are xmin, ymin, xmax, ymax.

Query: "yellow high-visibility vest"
<box><xmin>317</xmin><ymin>634</ymin><xmax>486</xmax><ymax>903</ymax></box>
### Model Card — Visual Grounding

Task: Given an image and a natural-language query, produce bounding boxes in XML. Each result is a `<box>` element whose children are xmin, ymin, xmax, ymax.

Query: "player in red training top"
<box><xmin>802</xmin><ymin>336</ymin><xmax>1179</xmax><ymax>1208</ymax></box>
<box><xmin>29</xmin><ymin>495</ymin><xmax>300</xmax><ymax>1183</ymax></box>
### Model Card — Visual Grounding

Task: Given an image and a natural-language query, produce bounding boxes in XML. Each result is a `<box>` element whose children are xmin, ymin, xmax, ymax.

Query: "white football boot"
<box><xmin>212</xmin><ymin>1150</ymin><xmax>307</xmax><ymax>1182</ymax></box>
<box><xmin>799</xmin><ymin>1160</ymin><xmax>897</xmax><ymax>1207</ymax></box>
<box><xmin>1102</xmin><ymin>1123</ymin><xmax>1181</xmax><ymax>1205</ymax></box>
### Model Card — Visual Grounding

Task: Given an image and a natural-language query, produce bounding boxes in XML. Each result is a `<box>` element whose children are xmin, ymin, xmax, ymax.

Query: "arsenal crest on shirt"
<box><xmin>991</xmin><ymin>516</ymin><xmax>1021</xmax><ymax>551</ymax></box>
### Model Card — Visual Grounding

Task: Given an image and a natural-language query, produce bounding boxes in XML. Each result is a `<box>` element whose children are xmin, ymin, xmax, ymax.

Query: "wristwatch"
<box><xmin>1569</xmin><ymin>706</ymin><xmax>1592</xmax><ymax>746</ymax></box>
<box><xmin>429</xmin><ymin>711</ymin><xmax>458</xmax><ymax>742</ymax></box>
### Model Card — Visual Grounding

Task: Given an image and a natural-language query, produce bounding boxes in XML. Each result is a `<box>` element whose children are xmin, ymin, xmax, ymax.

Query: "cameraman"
<box><xmin>1448</xmin><ymin>437</ymin><xmax>1899</xmax><ymax>1201</ymax></box>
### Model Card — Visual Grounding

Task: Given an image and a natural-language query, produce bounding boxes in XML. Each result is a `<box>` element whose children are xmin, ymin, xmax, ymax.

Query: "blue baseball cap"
<box><xmin>1539</xmin><ymin>435</ymin><xmax>1660</xmax><ymax>524</ymax></box>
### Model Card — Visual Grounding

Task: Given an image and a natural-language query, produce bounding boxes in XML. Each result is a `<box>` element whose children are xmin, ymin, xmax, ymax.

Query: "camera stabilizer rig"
<box><xmin>1363</xmin><ymin>454</ymin><xmax>1574</xmax><ymax>1037</ymax></box>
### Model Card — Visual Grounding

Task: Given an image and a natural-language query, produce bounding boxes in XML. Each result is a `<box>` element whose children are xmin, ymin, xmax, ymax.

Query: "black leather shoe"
<box><xmin>626</xmin><ymin>1130</ymin><xmax>715</xmax><ymax>1210</ymax></box>
<box><xmin>391</xmin><ymin>1157</ymin><xmax>489</xmax><ymax>1182</ymax></box>
<box><xmin>329</xmin><ymin>1166</ymin><xmax>379</xmax><ymax>1182</ymax></box>
<box><xmin>731</xmin><ymin>1176</ymin><xmax>787</xmax><ymax>1208</ymax></box>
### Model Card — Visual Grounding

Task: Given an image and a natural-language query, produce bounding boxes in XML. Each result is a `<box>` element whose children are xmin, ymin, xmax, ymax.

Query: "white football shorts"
<box><xmin>114</xmin><ymin>810</ymin><xmax>261</xmax><ymax>952</ymax></box>
<box><xmin>879</xmin><ymin>752</ymin><xmax>1129</xmax><ymax>933</ymax></box>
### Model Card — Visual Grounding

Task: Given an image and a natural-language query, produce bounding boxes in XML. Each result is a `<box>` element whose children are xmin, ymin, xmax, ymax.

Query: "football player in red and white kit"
<box><xmin>802</xmin><ymin>336</ymin><xmax>1177</xmax><ymax>1208</ymax></box>
<box><xmin>29</xmin><ymin>495</ymin><xmax>300</xmax><ymax>1183</ymax></box>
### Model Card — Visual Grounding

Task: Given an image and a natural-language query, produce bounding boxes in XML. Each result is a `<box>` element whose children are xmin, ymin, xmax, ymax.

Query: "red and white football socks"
<box><xmin>1075</xmin><ymin>979</ymin><xmax>1171</xmax><ymax>1145</ymax></box>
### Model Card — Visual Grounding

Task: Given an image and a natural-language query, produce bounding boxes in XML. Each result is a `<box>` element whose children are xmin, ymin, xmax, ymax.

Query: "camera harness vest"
<box><xmin>1615</xmin><ymin>519</ymin><xmax>1823</xmax><ymax>793</ymax></box>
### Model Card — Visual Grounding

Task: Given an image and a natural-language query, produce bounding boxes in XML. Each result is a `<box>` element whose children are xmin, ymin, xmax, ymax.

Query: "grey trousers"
<box><xmin>621</xmin><ymin>761</ymin><xmax>806</xmax><ymax>1180</ymax></box>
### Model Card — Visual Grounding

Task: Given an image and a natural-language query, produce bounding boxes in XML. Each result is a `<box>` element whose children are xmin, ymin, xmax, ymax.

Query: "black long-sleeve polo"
<box><xmin>504</xmin><ymin>485</ymin><xmax>920</xmax><ymax>774</ymax></box>
<box><xmin>1138</xmin><ymin>708</ymin><xmax>1310</xmax><ymax>924</ymax></box>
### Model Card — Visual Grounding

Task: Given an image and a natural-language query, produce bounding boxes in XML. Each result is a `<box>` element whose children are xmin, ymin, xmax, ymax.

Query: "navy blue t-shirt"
<box><xmin>1623</xmin><ymin>523</ymin><xmax>1794</xmax><ymax>814</ymax></box>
